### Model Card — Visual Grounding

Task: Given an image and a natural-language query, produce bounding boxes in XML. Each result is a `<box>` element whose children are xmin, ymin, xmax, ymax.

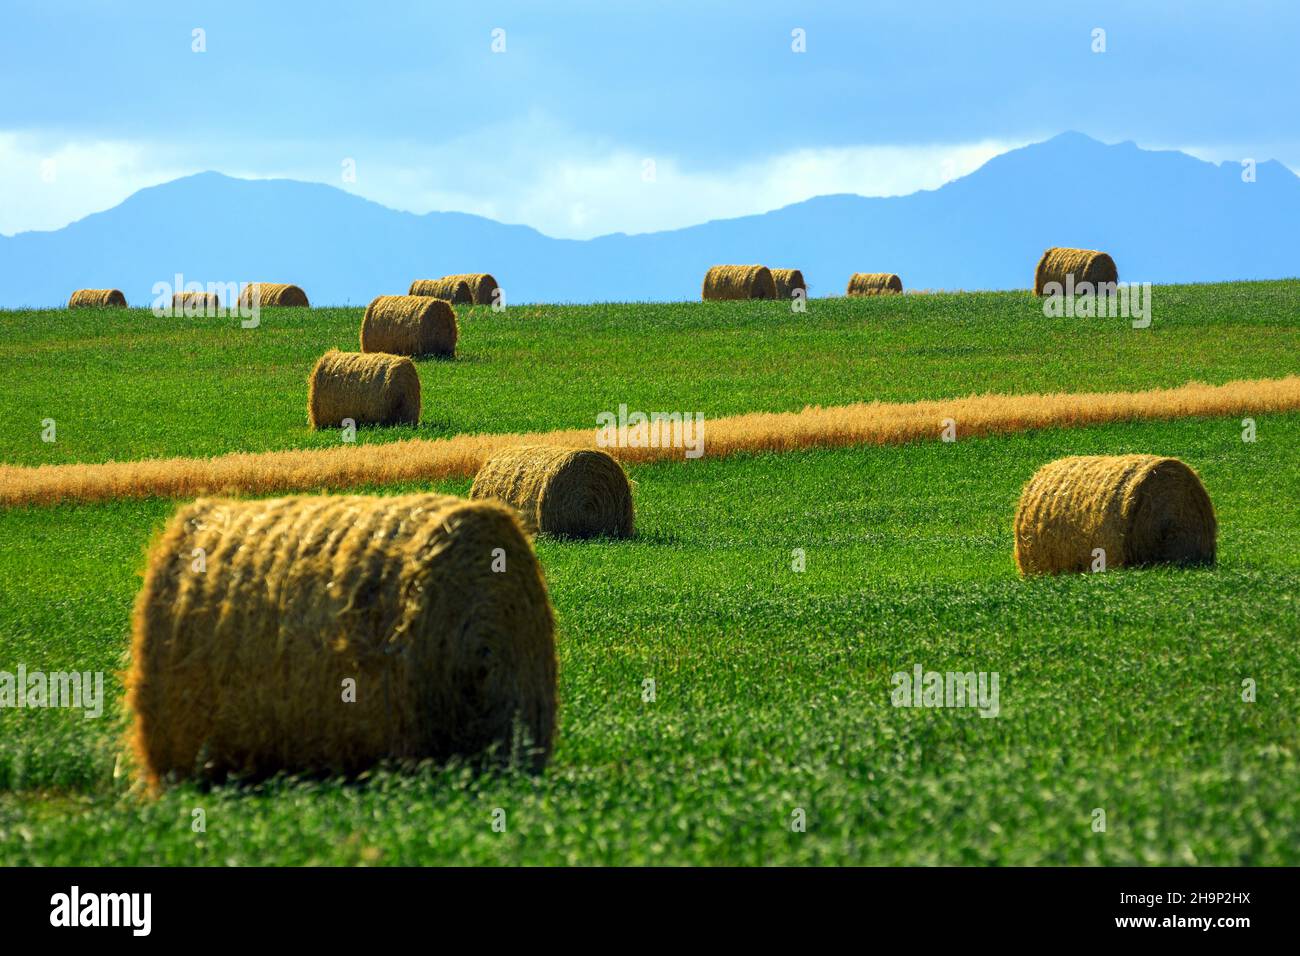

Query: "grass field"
<box><xmin>0</xmin><ymin>282</ymin><xmax>1297</xmax><ymax>865</ymax></box>
<box><xmin>1</xmin><ymin>281</ymin><xmax>1297</xmax><ymax>465</ymax></box>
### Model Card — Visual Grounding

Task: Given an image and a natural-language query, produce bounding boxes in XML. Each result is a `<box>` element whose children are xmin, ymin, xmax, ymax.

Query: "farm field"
<box><xmin>1</xmin><ymin>281</ymin><xmax>1297</xmax><ymax>466</ymax></box>
<box><xmin>0</xmin><ymin>281</ymin><xmax>1297</xmax><ymax>866</ymax></box>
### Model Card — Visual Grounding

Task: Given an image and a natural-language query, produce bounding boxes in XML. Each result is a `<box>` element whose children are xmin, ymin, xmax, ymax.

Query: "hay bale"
<box><xmin>846</xmin><ymin>273</ymin><xmax>903</xmax><ymax>296</ymax></box>
<box><xmin>1033</xmin><ymin>247</ymin><xmax>1118</xmax><ymax>296</ymax></box>
<box><xmin>412</xmin><ymin>274</ymin><xmax>498</xmax><ymax>306</ymax></box>
<box><xmin>307</xmin><ymin>349</ymin><xmax>421</xmax><ymax>428</ymax></box>
<box><xmin>126</xmin><ymin>492</ymin><xmax>557</xmax><ymax>784</ymax></box>
<box><xmin>702</xmin><ymin>265</ymin><xmax>777</xmax><ymax>301</ymax></box>
<box><xmin>1014</xmin><ymin>455</ymin><xmax>1216</xmax><ymax>575</ymax></box>
<box><xmin>409</xmin><ymin>277</ymin><xmax>473</xmax><ymax>304</ymax></box>
<box><xmin>68</xmin><ymin>289</ymin><xmax>126</xmax><ymax>308</ymax></box>
<box><xmin>770</xmin><ymin>268</ymin><xmax>806</xmax><ymax>300</ymax></box>
<box><xmin>237</xmin><ymin>283</ymin><xmax>310</xmax><ymax>307</ymax></box>
<box><xmin>470</xmin><ymin>445</ymin><xmax>634</xmax><ymax>538</ymax></box>
<box><xmin>359</xmin><ymin>294</ymin><xmax>457</xmax><ymax>357</ymax></box>
<box><xmin>171</xmin><ymin>291</ymin><xmax>221</xmax><ymax>314</ymax></box>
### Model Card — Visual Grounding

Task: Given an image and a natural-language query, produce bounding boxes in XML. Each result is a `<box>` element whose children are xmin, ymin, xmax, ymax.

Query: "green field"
<box><xmin>0</xmin><ymin>283</ymin><xmax>1297</xmax><ymax>865</ymax></box>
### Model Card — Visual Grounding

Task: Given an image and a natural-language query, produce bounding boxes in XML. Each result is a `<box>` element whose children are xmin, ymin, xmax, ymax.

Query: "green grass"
<box><xmin>2</xmin><ymin>281</ymin><xmax>1298</xmax><ymax>466</ymax></box>
<box><xmin>1</xmin><ymin>412</ymin><xmax>1296</xmax><ymax>865</ymax></box>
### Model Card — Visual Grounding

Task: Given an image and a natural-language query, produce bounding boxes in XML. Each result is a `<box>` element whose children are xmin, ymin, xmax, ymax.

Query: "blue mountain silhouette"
<box><xmin>1</xmin><ymin>132</ymin><xmax>1296</xmax><ymax>307</ymax></box>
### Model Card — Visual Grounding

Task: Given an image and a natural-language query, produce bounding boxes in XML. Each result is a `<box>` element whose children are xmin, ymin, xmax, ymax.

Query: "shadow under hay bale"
<box><xmin>470</xmin><ymin>445</ymin><xmax>634</xmax><ymax>538</ymax></box>
<box><xmin>702</xmin><ymin>265</ymin><xmax>777</xmax><ymax>301</ymax></box>
<box><xmin>1014</xmin><ymin>455</ymin><xmax>1216</xmax><ymax>575</ymax></box>
<box><xmin>69</xmin><ymin>289</ymin><xmax>127</xmax><ymax>308</ymax></box>
<box><xmin>307</xmin><ymin>349</ymin><xmax>421</xmax><ymax>428</ymax></box>
<box><xmin>846</xmin><ymin>273</ymin><xmax>903</xmax><ymax>296</ymax></box>
<box><xmin>770</xmin><ymin>268</ymin><xmax>807</xmax><ymax>301</ymax></box>
<box><xmin>237</xmin><ymin>283</ymin><xmax>310</xmax><ymax>307</ymax></box>
<box><xmin>1033</xmin><ymin>247</ymin><xmax>1118</xmax><ymax>296</ymax></box>
<box><xmin>409</xmin><ymin>277</ymin><xmax>473</xmax><ymax>304</ymax></box>
<box><xmin>359</xmin><ymin>294</ymin><xmax>457</xmax><ymax>357</ymax></box>
<box><xmin>126</xmin><ymin>492</ymin><xmax>557</xmax><ymax>785</ymax></box>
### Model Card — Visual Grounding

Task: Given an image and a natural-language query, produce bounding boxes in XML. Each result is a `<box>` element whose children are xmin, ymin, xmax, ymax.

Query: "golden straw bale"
<box><xmin>470</xmin><ymin>445</ymin><xmax>634</xmax><ymax>538</ymax></box>
<box><xmin>359</xmin><ymin>295</ymin><xmax>457</xmax><ymax>357</ymax></box>
<box><xmin>412</xmin><ymin>274</ymin><xmax>498</xmax><ymax>306</ymax></box>
<box><xmin>172</xmin><ymin>291</ymin><xmax>221</xmax><ymax>314</ymax></box>
<box><xmin>702</xmin><ymin>265</ymin><xmax>777</xmax><ymax>301</ymax></box>
<box><xmin>846</xmin><ymin>273</ymin><xmax>903</xmax><ymax>296</ymax></box>
<box><xmin>307</xmin><ymin>349</ymin><xmax>421</xmax><ymax>428</ymax></box>
<box><xmin>1033</xmin><ymin>247</ymin><xmax>1118</xmax><ymax>296</ymax></box>
<box><xmin>237</xmin><ymin>283</ymin><xmax>310</xmax><ymax>307</ymax></box>
<box><xmin>770</xmin><ymin>268</ymin><xmax>807</xmax><ymax>300</ymax></box>
<box><xmin>68</xmin><ymin>289</ymin><xmax>127</xmax><ymax>308</ymax></box>
<box><xmin>409</xmin><ymin>277</ymin><xmax>474</xmax><ymax>304</ymax></box>
<box><xmin>1014</xmin><ymin>455</ymin><xmax>1216</xmax><ymax>575</ymax></box>
<box><xmin>126</xmin><ymin>492</ymin><xmax>557</xmax><ymax>785</ymax></box>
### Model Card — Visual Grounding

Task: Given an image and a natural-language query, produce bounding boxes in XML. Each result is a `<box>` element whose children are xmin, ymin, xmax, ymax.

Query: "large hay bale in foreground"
<box><xmin>359</xmin><ymin>295</ymin><xmax>457</xmax><ymax>357</ymax></box>
<box><xmin>470</xmin><ymin>445</ymin><xmax>634</xmax><ymax>538</ymax></box>
<box><xmin>846</xmin><ymin>273</ymin><xmax>903</xmax><ymax>296</ymax></box>
<box><xmin>237</xmin><ymin>283</ymin><xmax>310</xmax><ymax>307</ymax></box>
<box><xmin>770</xmin><ymin>268</ymin><xmax>807</xmax><ymax>300</ymax></box>
<box><xmin>127</xmin><ymin>492</ymin><xmax>557</xmax><ymax>784</ymax></box>
<box><xmin>172</xmin><ymin>291</ymin><xmax>221</xmax><ymax>314</ymax></box>
<box><xmin>68</xmin><ymin>289</ymin><xmax>127</xmax><ymax>308</ymax></box>
<box><xmin>1033</xmin><ymin>247</ymin><xmax>1118</xmax><ymax>296</ymax></box>
<box><xmin>409</xmin><ymin>277</ymin><xmax>473</xmax><ymax>304</ymax></box>
<box><xmin>1014</xmin><ymin>455</ymin><xmax>1216</xmax><ymax>575</ymax></box>
<box><xmin>702</xmin><ymin>265</ymin><xmax>777</xmax><ymax>301</ymax></box>
<box><xmin>307</xmin><ymin>349</ymin><xmax>421</xmax><ymax>428</ymax></box>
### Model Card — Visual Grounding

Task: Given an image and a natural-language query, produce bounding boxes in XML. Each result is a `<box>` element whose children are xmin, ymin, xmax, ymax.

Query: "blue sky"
<box><xmin>1</xmin><ymin>0</ymin><xmax>1297</xmax><ymax>237</ymax></box>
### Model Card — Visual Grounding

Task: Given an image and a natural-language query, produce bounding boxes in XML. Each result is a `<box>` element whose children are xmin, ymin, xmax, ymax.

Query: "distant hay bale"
<box><xmin>359</xmin><ymin>295</ymin><xmax>457</xmax><ymax>357</ymax></box>
<box><xmin>1014</xmin><ymin>455</ymin><xmax>1216</xmax><ymax>575</ymax></box>
<box><xmin>770</xmin><ymin>268</ymin><xmax>806</xmax><ymax>300</ymax></box>
<box><xmin>1033</xmin><ymin>247</ymin><xmax>1118</xmax><ymax>296</ymax></box>
<box><xmin>411</xmin><ymin>274</ymin><xmax>498</xmax><ymax>306</ymax></box>
<box><xmin>126</xmin><ymin>492</ymin><xmax>557</xmax><ymax>784</ymax></box>
<box><xmin>307</xmin><ymin>349</ymin><xmax>421</xmax><ymax>428</ymax></box>
<box><xmin>68</xmin><ymin>289</ymin><xmax>126</xmax><ymax>308</ymax></box>
<box><xmin>409</xmin><ymin>277</ymin><xmax>474</xmax><ymax>304</ymax></box>
<box><xmin>470</xmin><ymin>445</ymin><xmax>634</xmax><ymax>538</ymax></box>
<box><xmin>171</xmin><ymin>291</ymin><xmax>221</xmax><ymax>314</ymax></box>
<box><xmin>237</xmin><ymin>283</ymin><xmax>310</xmax><ymax>307</ymax></box>
<box><xmin>846</xmin><ymin>273</ymin><xmax>903</xmax><ymax>296</ymax></box>
<box><xmin>702</xmin><ymin>265</ymin><xmax>777</xmax><ymax>301</ymax></box>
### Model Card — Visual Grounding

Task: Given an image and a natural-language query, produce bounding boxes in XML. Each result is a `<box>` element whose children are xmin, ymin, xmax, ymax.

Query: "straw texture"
<box><xmin>470</xmin><ymin>445</ymin><xmax>634</xmax><ymax>538</ymax></box>
<box><xmin>359</xmin><ymin>295</ymin><xmax>457</xmax><ymax>357</ymax></box>
<box><xmin>307</xmin><ymin>350</ymin><xmax>421</xmax><ymax>428</ymax></box>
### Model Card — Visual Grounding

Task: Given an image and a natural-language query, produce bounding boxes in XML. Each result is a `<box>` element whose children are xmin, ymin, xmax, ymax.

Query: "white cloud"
<box><xmin>0</xmin><ymin>133</ymin><xmax>196</xmax><ymax>235</ymax></box>
<box><xmin>0</xmin><ymin>124</ymin><xmax>1021</xmax><ymax>238</ymax></box>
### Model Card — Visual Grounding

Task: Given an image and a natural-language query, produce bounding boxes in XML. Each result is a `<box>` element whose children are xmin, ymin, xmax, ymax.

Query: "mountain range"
<box><xmin>1</xmin><ymin>132</ymin><xmax>1297</xmax><ymax>307</ymax></box>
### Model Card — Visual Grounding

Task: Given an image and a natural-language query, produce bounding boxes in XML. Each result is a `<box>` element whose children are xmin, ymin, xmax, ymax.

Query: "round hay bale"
<box><xmin>172</xmin><ymin>291</ymin><xmax>221</xmax><ymax>315</ymax></box>
<box><xmin>470</xmin><ymin>445</ymin><xmax>634</xmax><ymax>538</ymax></box>
<box><xmin>359</xmin><ymin>294</ymin><xmax>457</xmax><ymax>357</ymax></box>
<box><xmin>126</xmin><ymin>492</ymin><xmax>557</xmax><ymax>784</ymax></box>
<box><xmin>846</xmin><ymin>273</ymin><xmax>903</xmax><ymax>296</ymax></box>
<box><xmin>1033</xmin><ymin>247</ymin><xmax>1118</xmax><ymax>296</ymax></box>
<box><xmin>701</xmin><ymin>265</ymin><xmax>778</xmax><ymax>301</ymax></box>
<box><xmin>237</xmin><ymin>283</ymin><xmax>310</xmax><ymax>307</ymax></box>
<box><xmin>1013</xmin><ymin>455</ymin><xmax>1216</xmax><ymax>576</ymax></box>
<box><xmin>68</xmin><ymin>289</ymin><xmax>127</xmax><ymax>308</ymax></box>
<box><xmin>307</xmin><ymin>349</ymin><xmax>421</xmax><ymax>428</ymax></box>
<box><xmin>409</xmin><ymin>277</ymin><xmax>474</xmax><ymax>304</ymax></box>
<box><xmin>770</xmin><ymin>268</ymin><xmax>806</xmax><ymax>300</ymax></box>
